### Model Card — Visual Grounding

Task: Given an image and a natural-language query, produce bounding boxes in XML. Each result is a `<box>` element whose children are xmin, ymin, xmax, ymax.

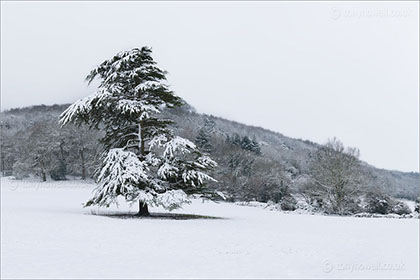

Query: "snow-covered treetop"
<box><xmin>59</xmin><ymin>46</ymin><xmax>182</xmax><ymax>127</ymax></box>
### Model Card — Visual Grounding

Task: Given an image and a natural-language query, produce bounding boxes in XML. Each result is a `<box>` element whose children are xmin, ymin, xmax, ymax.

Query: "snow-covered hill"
<box><xmin>1</xmin><ymin>178</ymin><xmax>418</xmax><ymax>279</ymax></box>
<box><xmin>2</xmin><ymin>103</ymin><xmax>418</xmax><ymax>200</ymax></box>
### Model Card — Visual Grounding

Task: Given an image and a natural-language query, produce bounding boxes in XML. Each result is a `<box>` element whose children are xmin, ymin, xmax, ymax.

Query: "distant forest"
<box><xmin>1</xmin><ymin>103</ymin><xmax>419</xmax><ymax>215</ymax></box>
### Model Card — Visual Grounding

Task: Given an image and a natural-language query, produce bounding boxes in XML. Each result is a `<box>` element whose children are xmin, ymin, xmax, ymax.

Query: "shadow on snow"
<box><xmin>90</xmin><ymin>212</ymin><xmax>225</xmax><ymax>220</ymax></box>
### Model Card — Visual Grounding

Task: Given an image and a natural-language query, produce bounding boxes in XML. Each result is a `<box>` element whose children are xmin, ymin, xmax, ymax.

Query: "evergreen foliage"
<box><xmin>227</xmin><ymin>133</ymin><xmax>261</xmax><ymax>155</ymax></box>
<box><xmin>59</xmin><ymin>47</ymin><xmax>217</xmax><ymax>213</ymax></box>
<box><xmin>195</xmin><ymin>117</ymin><xmax>216</xmax><ymax>153</ymax></box>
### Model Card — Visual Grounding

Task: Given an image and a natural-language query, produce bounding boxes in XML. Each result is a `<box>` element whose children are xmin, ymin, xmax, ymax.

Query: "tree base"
<box><xmin>137</xmin><ymin>212</ymin><xmax>150</xmax><ymax>217</ymax></box>
<box><xmin>137</xmin><ymin>201</ymin><xmax>150</xmax><ymax>216</ymax></box>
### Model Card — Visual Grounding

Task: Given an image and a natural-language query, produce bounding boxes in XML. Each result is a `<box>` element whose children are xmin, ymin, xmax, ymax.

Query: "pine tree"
<box><xmin>195</xmin><ymin>117</ymin><xmax>215</xmax><ymax>153</ymax></box>
<box><xmin>241</xmin><ymin>136</ymin><xmax>253</xmax><ymax>151</ymax></box>
<box><xmin>60</xmin><ymin>47</ymin><xmax>217</xmax><ymax>215</ymax></box>
<box><xmin>250</xmin><ymin>137</ymin><xmax>261</xmax><ymax>155</ymax></box>
<box><xmin>227</xmin><ymin>133</ymin><xmax>242</xmax><ymax>147</ymax></box>
<box><xmin>227</xmin><ymin>134</ymin><xmax>261</xmax><ymax>155</ymax></box>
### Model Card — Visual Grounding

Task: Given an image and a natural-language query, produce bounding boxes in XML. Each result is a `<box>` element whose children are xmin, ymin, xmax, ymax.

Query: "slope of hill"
<box><xmin>166</xmin><ymin>105</ymin><xmax>419</xmax><ymax>200</ymax></box>
<box><xmin>1</xmin><ymin>103</ymin><xmax>419</xmax><ymax>200</ymax></box>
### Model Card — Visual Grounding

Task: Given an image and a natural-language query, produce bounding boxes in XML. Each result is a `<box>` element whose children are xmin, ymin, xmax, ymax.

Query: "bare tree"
<box><xmin>307</xmin><ymin>138</ymin><xmax>363</xmax><ymax>214</ymax></box>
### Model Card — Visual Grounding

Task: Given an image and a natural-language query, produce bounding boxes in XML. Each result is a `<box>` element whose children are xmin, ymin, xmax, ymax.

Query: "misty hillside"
<box><xmin>1</xmin><ymin>103</ymin><xmax>419</xmax><ymax>202</ymax></box>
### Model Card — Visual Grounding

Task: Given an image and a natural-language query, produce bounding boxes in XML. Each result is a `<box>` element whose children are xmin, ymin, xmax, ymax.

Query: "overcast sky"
<box><xmin>1</xmin><ymin>1</ymin><xmax>418</xmax><ymax>172</ymax></box>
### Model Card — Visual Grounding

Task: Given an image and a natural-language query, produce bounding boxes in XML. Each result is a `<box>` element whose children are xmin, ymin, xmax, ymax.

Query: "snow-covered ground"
<box><xmin>1</xmin><ymin>178</ymin><xmax>419</xmax><ymax>279</ymax></box>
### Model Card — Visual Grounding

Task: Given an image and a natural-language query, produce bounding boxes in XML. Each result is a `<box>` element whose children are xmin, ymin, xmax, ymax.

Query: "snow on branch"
<box><xmin>97</xmin><ymin>148</ymin><xmax>148</xmax><ymax>184</ymax></box>
<box><xmin>149</xmin><ymin>135</ymin><xmax>168</xmax><ymax>149</ymax></box>
<box><xmin>157</xmin><ymin>162</ymin><xmax>179</xmax><ymax>180</ymax></box>
<box><xmin>152</xmin><ymin>189</ymin><xmax>190</xmax><ymax>210</ymax></box>
<box><xmin>59</xmin><ymin>89</ymin><xmax>111</xmax><ymax>126</ymax></box>
<box><xmin>87</xmin><ymin>148</ymin><xmax>150</xmax><ymax>206</ymax></box>
<box><xmin>145</xmin><ymin>152</ymin><xmax>161</xmax><ymax>167</ymax></box>
<box><xmin>195</xmin><ymin>156</ymin><xmax>218</xmax><ymax>169</ymax></box>
<box><xmin>116</xmin><ymin>100</ymin><xmax>160</xmax><ymax>119</ymax></box>
<box><xmin>134</xmin><ymin>80</ymin><xmax>162</xmax><ymax>91</ymax></box>
<box><xmin>131</xmin><ymin>189</ymin><xmax>156</xmax><ymax>205</ymax></box>
<box><xmin>182</xmin><ymin>170</ymin><xmax>217</xmax><ymax>187</ymax></box>
<box><xmin>163</xmin><ymin>136</ymin><xmax>196</xmax><ymax>158</ymax></box>
<box><xmin>148</xmin><ymin>178</ymin><xmax>168</xmax><ymax>192</ymax></box>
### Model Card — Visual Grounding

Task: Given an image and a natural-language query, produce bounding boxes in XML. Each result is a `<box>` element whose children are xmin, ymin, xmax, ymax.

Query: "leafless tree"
<box><xmin>307</xmin><ymin>137</ymin><xmax>363</xmax><ymax>214</ymax></box>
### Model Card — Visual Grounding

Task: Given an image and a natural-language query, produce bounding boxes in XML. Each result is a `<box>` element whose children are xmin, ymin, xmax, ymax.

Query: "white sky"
<box><xmin>1</xmin><ymin>1</ymin><xmax>418</xmax><ymax>172</ymax></box>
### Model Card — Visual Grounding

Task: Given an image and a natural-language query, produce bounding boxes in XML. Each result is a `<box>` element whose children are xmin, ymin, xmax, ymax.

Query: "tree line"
<box><xmin>1</xmin><ymin>110</ymin><xmax>101</xmax><ymax>181</ymax></box>
<box><xmin>1</xmin><ymin>107</ymin><xmax>418</xmax><ymax>215</ymax></box>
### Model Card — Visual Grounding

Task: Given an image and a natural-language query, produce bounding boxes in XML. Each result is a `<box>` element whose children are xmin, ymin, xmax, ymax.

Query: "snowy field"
<box><xmin>1</xmin><ymin>178</ymin><xmax>418</xmax><ymax>279</ymax></box>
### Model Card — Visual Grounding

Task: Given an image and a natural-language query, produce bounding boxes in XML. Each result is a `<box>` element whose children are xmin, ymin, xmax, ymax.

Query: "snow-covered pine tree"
<box><xmin>250</xmin><ymin>136</ymin><xmax>261</xmax><ymax>155</ymax></box>
<box><xmin>195</xmin><ymin>117</ymin><xmax>216</xmax><ymax>153</ymax></box>
<box><xmin>60</xmin><ymin>47</ymin><xmax>217</xmax><ymax>215</ymax></box>
<box><xmin>227</xmin><ymin>134</ymin><xmax>261</xmax><ymax>155</ymax></box>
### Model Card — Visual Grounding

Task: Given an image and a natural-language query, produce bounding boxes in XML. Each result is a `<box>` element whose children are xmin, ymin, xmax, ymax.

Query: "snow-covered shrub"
<box><xmin>303</xmin><ymin>194</ymin><xmax>326</xmax><ymax>212</ymax></box>
<box><xmin>391</xmin><ymin>201</ymin><xmax>411</xmax><ymax>215</ymax></box>
<box><xmin>280</xmin><ymin>195</ymin><xmax>297</xmax><ymax>211</ymax></box>
<box><xmin>12</xmin><ymin>161</ymin><xmax>31</xmax><ymax>179</ymax></box>
<box><xmin>364</xmin><ymin>192</ymin><xmax>412</xmax><ymax>215</ymax></box>
<box><xmin>49</xmin><ymin>159</ymin><xmax>67</xmax><ymax>181</ymax></box>
<box><xmin>364</xmin><ymin>192</ymin><xmax>393</xmax><ymax>214</ymax></box>
<box><xmin>293</xmin><ymin>194</ymin><xmax>317</xmax><ymax>213</ymax></box>
<box><xmin>341</xmin><ymin>198</ymin><xmax>363</xmax><ymax>215</ymax></box>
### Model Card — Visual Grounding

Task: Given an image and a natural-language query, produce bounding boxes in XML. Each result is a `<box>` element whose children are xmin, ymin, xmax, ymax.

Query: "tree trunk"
<box><xmin>59</xmin><ymin>141</ymin><xmax>67</xmax><ymax>178</ymax></box>
<box><xmin>137</xmin><ymin>121</ymin><xmax>149</xmax><ymax>216</ymax></box>
<box><xmin>80</xmin><ymin>148</ymin><xmax>86</xmax><ymax>180</ymax></box>
<box><xmin>41</xmin><ymin>161</ymin><xmax>46</xmax><ymax>182</ymax></box>
<box><xmin>138</xmin><ymin>121</ymin><xmax>145</xmax><ymax>156</ymax></box>
<box><xmin>1</xmin><ymin>156</ymin><xmax>5</xmax><ymax>176</ymax></box>
<box><xmin>140</xmin><ymin>122</ymin><xmax>145</xmax><ymax>156</ymax></box>
<box><xmin>138</xmin><ymin>201</ymin><xmax>149</xmax><ymax>216</ymax></box>
<box><xmin>41</xmin><ymin>170</ymin><xmax>46</xmax><ymax>182</ymax></box>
